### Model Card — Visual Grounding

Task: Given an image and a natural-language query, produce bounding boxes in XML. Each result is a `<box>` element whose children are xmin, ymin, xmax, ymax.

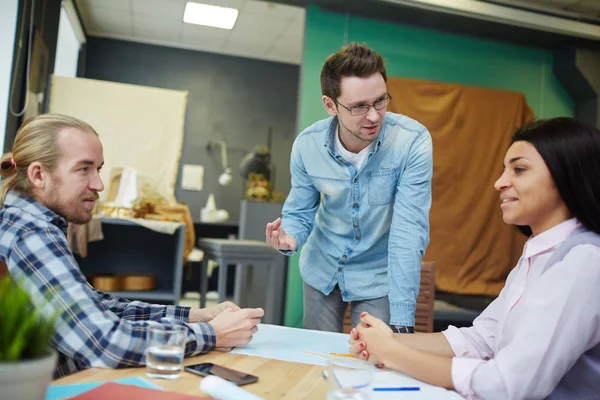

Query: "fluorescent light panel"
<box><xmin>183</xmin><ymin>2</ymin><xmax>239</xmax><ymax>30</ymax></box>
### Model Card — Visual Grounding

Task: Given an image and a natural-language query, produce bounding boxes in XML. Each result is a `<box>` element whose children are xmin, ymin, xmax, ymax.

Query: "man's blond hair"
<box><xmin>0</xmin><ymin>113</ymin><xmax>98</xmax><ymax>204</ymax></box>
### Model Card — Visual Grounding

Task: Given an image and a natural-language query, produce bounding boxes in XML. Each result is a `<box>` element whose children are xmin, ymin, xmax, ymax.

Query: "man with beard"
<box><xmin>0</xmin><ymin>114</ymin><xmax>263</xmax><ymax>377</ymax></box>
<box><xmin>266</xmin><ymin>43</ymin><xmax>433</xmax><ymax>334</ymax></box>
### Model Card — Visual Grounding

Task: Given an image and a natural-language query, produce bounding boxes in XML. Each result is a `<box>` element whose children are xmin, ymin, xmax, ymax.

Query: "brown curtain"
<box><xmin>388</xmin><ymin>77</ymin><xmax>534</xmax><ymax>296</ymax></box>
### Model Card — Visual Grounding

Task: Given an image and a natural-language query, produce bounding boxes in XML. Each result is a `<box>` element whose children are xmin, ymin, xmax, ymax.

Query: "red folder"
<box><xmin>69</xmin><ymin>382</ymin><xmax>212</xmax><ymax>399</ymax></box>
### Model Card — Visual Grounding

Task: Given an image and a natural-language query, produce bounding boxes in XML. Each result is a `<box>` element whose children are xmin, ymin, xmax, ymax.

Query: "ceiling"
<box><xmin>74</xmin><ymin>0</ymin><xmax>306</xmax><ymax>65</ymax></box>
<box><xmin>488</xmin><ymin>0</ymin><xmax>600</xmax><ymax>20</ymax></box>
<box><xmin>74</xmin><ymin>0</ymin><xmax>600</xmax><ymax>68</ymax></box>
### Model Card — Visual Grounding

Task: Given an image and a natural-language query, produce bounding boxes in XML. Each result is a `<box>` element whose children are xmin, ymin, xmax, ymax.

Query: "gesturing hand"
<box><xmin>266</xmin><ymin>217</ymin><xmax>297</xmax><ymax>251</ymax></box>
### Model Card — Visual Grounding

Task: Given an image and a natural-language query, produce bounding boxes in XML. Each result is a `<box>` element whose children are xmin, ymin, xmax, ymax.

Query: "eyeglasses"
<box><xmin>334</xmin><ymin>94</ymin><xmax>392</xmax><ymax>116</ymax></box>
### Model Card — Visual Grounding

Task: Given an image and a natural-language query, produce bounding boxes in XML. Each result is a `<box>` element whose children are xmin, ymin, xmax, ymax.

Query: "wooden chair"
<box><xmin>342</xmin><ymin>261</ymin><xmax>436</xmax><ymax>333</ymax></box>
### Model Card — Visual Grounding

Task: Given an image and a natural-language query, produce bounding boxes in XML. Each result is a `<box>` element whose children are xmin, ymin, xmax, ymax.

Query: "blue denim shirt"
<box><xmin>281</xmin><ymin>112</ymin><xmax>433</xmax><ymax>326</ymax></box>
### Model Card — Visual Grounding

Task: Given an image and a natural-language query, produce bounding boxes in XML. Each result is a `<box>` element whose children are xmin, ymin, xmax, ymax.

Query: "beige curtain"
<box><xmin>49</xmin><ymin>75</ymin><xmax>187</xmax><ymax>204</ymax></box>
<box><xmin>388</xmin><ymin>77</ymin><xmax>533</xmax><ymax>296</ymax></box>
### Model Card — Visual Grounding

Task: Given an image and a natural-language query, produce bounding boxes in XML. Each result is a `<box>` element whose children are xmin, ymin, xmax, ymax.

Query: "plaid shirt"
<box><xmin>0</xmin><ymin>191</ymin><xmax>216</xmax><ymax>377</ymax></box>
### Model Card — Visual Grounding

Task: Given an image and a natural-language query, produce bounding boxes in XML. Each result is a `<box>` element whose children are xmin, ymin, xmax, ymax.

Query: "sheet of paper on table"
<box><xmin>231</xmin><ymin>324</ymin><xmax>462</xmax><ymax>399</ymax></box>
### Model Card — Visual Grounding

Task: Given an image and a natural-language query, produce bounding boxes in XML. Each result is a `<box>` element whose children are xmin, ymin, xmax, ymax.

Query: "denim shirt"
<box><xmin>281</xmin><ymin>112</ymin><xmax>433</xmax><ymax>326</ymax></box>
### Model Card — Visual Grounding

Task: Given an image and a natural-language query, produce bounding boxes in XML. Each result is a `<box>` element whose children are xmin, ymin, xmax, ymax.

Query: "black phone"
<box><xmin>184</xmin><ymin>362</ymin><xmax>259</xmax><ymax>386</ymax></box>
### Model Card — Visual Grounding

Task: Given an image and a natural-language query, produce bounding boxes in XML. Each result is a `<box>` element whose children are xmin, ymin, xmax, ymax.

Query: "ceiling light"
<box><xmin>183</xmin><ymin>2</ymin><xmax>239</xmax><ymax>30</ymax></box>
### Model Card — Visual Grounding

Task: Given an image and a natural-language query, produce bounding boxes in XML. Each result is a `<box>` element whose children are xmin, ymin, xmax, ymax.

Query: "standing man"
<box><xmin>266</xmin><ymin>43</ymin><xmax>433</xmax><ymax>333</ymax></box>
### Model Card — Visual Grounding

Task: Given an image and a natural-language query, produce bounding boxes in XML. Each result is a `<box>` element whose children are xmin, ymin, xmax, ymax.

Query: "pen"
<box><xmin>373</xmin><ymin>387</ymin><xmax>420</xmax><ymax>391</ymax></box>
<box><xmin>329</xmin><ymin>353</ymin><xmax>355</xmax><ymax>358</ymax></box>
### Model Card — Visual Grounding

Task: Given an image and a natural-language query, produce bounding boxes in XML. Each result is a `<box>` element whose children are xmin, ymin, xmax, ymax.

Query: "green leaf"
<box><xmin>0</xmin><ymin>276</ymin><xmax>57</xmax><ymax>361</ymax></box>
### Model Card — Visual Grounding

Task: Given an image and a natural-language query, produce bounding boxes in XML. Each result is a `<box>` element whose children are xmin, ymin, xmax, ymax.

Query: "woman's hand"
<box><xmin>355</xmin><ymin>312</ymin><xmax>395</xmax><ymax>366</ymax></box>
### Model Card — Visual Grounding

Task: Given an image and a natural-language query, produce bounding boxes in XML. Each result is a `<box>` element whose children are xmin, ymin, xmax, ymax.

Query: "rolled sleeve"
<box><xmin>443</xmin><ymin>326</ymin><xmax>470</xmax><ymax>357</ymax></box>
<box><xmin>451</xmin><ymin>357</ymin><xmax>485</xmax><ymax>399</ymax></box>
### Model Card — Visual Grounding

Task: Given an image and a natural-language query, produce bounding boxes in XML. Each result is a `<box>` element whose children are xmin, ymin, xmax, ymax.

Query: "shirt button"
<box><xmin>355</xmin><ymin>236</ymin><xmax>359</xmax><ymax>240</ymax></box>
<box><xmin>338</xmin><ymin>158</ymin><xmax>343</xmax><ymax>163</ymax></box>
<box><xmin>353</xmin><ymin>178</ymin><xmax>357</xmax><ymax>183</ymax></box>
<box><xmin>338</xmin><ymin>267</ymin><xmax>342</xmax><ymax>272</ymax></box>
<box><xmin>353</xmin><ymin>224</ymin><xmax>358</xmax><ymax>229</ymax></box>
<box><xmin>352</xmin><ymin>203</ymin><xmax>358</xmax><ymax>208</ymax></box>
<box><xmin>343</xmin><ymin>255</ymin><xmax>348</xmax><ymax>259</ymax></box>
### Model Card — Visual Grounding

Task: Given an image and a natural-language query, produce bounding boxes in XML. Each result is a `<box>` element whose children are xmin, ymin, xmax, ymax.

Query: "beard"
<box><xmin>45</xmin><ymin>190</ymin><xmax>98</xmax><ymax>225</ymax></box>
<box><xmin>338</xmin><ymin>117</ymin><xmax>379</xmax><ymax>143</ymax></box>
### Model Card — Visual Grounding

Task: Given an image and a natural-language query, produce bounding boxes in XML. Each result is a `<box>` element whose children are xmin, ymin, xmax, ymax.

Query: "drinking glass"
<box><xmin>325</xmin><ymin>355</ymin><xmax>375</xmax><ymax>400</ymax></box>
<box><xmin>145</xmin><ymin>325</ymin><xmax>187</xmax><ymax>379</ymax></box>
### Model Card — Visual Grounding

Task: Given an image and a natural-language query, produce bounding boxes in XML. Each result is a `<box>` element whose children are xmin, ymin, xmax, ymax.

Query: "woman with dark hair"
<box><xmin>349</xmin><ymin>117</ymin><xmax>600</xmax><ymax>399</ymax></box>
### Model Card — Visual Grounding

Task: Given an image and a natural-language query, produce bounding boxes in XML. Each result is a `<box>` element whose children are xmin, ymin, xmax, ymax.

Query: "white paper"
<box><xmin>231</xmin><ymin>325</ymin><xmax>462</xmax><ymax>399</ymax></box>
<box><xmin>181</xmin><ymin>164</ymin><xmax>204</xmax><ymax>191</ymax></box>
<box><xmin>231</xmin><ymin>324</ymin><xmax>350</xmax><ymax>366</ymax></box>
<box><xmin>114</xmin><ymin>167</ymin><xmax>138</xmax><ymax>208</ymax></box>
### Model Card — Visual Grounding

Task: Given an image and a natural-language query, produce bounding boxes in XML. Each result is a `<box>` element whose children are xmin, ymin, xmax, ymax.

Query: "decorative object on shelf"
<box><xmin>200</xmin><ymin>193</ymin><xmax>229</xmax><ymax>223</ymax></box>
<box><xmin>131</xmin><ymin>195</ymin><xmax>168</xmax><ymax>219</ymax></box>
<box><xmin>243</xmin><ymin>173</ymin><xmax>284</xmax><ymax>203</ymax></box>
<box><xmin>122</xmin><ymin>275</ymin><xmax>156</xmax><ymax>291</ymax></box>
<box><xmin>0</xmin><ymin>276</ymin><xmax>58</xmax><ymax>400</ymax></box>
<box><xmin>244</xmin><ymin>173</ymin><xmax>271</xmax><ymax>202</ymax></box>
<box><xmin>206</xmin><ymin>139</ymin><xmax>232</xmax><ymax>186</ymax></box>
<box><xmin>90</xmin><ymin>274</ymin><xmax>157</xmax><ymax>292</ymax></box>
<box><xmin>239</xmin><ymin>127</ymin><xmax>284</xmax><ymax>204</ymax></box>
<box><xmin>239</xmin><ymin>145</ymin><xmax>272</xmax><ymax>181</ymax></box>
<box><xmin>91</xmin><ymin>274</ymin><xmax>123</xmax><ymax>291</ymax></box>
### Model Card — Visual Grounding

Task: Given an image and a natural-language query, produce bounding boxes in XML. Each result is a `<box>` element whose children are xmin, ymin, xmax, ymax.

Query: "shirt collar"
<box><xmin>523</xmin><ymin>218</ymin><xmax>581</xmax><ymax>258</ymax></box>
<box><xmin>3</xmin><ymin>190</ymin><xmax>69</xmax><ymax>230</ymax></box>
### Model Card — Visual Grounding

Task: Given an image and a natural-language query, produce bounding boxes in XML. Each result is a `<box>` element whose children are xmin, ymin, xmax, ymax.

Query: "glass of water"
<box><xmin>145</xmin><ymin>325</ymin><xmax>188</xmax><ymax>380</ymax></box>
<box><xmin>326</xmin><ymin>355</ymin><xmax>375</xmax><ymax>400</ymax></box>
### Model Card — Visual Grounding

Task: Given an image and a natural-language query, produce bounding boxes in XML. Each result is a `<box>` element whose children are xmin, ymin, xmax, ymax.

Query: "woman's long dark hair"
<box><xmin>511</xmin><ymin>117</ymin><xmax>600</xmax><ymax>236</ymax></box>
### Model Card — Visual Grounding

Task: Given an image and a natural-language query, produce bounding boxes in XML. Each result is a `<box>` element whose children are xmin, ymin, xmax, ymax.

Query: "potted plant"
<box><xmin>0</xmin><ymin>276</ymin><xmax>58</xmax><ymax>400</ymax></box>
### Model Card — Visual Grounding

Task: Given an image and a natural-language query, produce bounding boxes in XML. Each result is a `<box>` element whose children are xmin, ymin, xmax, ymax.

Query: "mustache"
<box><xmin>83</xmin><ymin>193</ymin><xmax>99</xmax><ymax>201</ymax></box>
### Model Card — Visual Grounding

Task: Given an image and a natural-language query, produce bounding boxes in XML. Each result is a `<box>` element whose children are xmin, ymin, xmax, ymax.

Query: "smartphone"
<box><xmin>184</xmin><ymin>362</ymin><xmax>259</xmax><ymax>386</ymax></box>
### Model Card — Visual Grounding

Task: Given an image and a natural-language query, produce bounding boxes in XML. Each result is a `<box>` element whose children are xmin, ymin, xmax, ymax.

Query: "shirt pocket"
<box><xmin>368</xmin><ymin>166</ymin><xmax>397</xmax><ymax>206</ymax></box>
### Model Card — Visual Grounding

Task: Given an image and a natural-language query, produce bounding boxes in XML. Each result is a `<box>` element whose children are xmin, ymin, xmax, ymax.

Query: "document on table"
<box><xmin>231</xmin><ymin>324</ymin><xmax>350</xmax><ymax>366</ymax></box>
<box><xmin>231</xmin><ymin>324</ymin><xmax>462</xmax><ymax>399</ymax></box>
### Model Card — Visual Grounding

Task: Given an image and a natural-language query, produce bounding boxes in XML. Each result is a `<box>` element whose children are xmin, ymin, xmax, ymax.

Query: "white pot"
<box><xmin>0</xmin><ymin>350</ymin><xmax>58</xmax><ymax>400</ymax></box>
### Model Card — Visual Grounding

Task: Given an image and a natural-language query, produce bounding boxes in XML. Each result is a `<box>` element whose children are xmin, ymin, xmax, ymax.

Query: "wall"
<box><xmin>4</xmin><ymin>0</ymin><xmax>62</xmax><ymax>151</ymax></box>
<box><xmin>0</xmin><ymin>0</ymin><xmax>19</xmax><ymax>153</ymax></box>
<box><xmin>284</xmin><ymin>5</ymin><xmax>574</xmax><ymax>328</ymax></box>
<box><xmin>84</xmin><ymin>38</ymin><xmax>299</xmax><ymax>222</ymax></box>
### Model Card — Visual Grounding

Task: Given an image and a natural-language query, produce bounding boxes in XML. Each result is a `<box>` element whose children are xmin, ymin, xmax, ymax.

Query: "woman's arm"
<box><xmin>350</xmin><ymin>327</ymin><xmax>455</xmax><ymax>357</ymax></box>
<box><xmin>393</xmin><ymin>332</ymin><xmax>455</xmax><ymax>357</ymax></box>
<box><xmin>353</xmin><ymin>314</ymin><xmax>454</xmax><ymax>389</ymax></box>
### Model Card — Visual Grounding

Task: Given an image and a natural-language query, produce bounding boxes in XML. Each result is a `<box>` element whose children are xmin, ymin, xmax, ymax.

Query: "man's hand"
<box><xmin>266</xmin><ymin>217</ymin><xmax>297</xmax><ymax>251</ymax></box>
<box><xmin>208</xmin><ymin>307</ymin><xmax>264</xmax><ymax>348</ymax></box>
<box><xmin>188</xmin><ymin>301</ymin><xmax>241</xmax><ymax>323</ymax></box>
<box><xmin>352</xmin><ymin>312</ymin><xmax>395</xmax><ymax>366</ymax></box>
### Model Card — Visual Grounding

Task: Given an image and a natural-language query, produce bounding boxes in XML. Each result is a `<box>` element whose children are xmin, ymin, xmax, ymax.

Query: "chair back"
<box><xmin>342</xmin><ymin>261</ymin><xmax>436</xmax><ymax>333</ymax></box>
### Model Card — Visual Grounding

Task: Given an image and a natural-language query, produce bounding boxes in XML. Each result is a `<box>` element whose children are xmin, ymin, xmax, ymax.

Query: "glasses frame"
<box><xmin>334</xmin><ymin>94</ymin><xmax>392</xmax><ymax>116</ymax></box>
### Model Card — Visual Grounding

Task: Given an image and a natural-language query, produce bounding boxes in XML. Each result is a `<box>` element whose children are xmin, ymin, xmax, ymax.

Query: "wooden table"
<box><xmin>53</xmin><ymin>351</ymin><xmax>329</xmax><ymax>399</ymax></box>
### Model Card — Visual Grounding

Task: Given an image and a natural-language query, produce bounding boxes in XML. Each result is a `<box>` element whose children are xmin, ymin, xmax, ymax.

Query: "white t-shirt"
<box><xmin>334</xmin><ymin>132</ymin><xmax>374</xmax><ymax>172</ymax></box>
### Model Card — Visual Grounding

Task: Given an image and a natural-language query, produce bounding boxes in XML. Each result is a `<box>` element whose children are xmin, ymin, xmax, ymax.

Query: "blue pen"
<box><xmin>373</xmin><ymin>387</ymin><xmax>420</xmax><ymax>391</ymax></box>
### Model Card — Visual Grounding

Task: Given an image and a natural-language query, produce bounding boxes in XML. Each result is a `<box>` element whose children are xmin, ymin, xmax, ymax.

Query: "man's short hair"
<box><xmin>320</xmin><ymin>42</ymin><xmax>387</xmax><ymax>100</ymax></box>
